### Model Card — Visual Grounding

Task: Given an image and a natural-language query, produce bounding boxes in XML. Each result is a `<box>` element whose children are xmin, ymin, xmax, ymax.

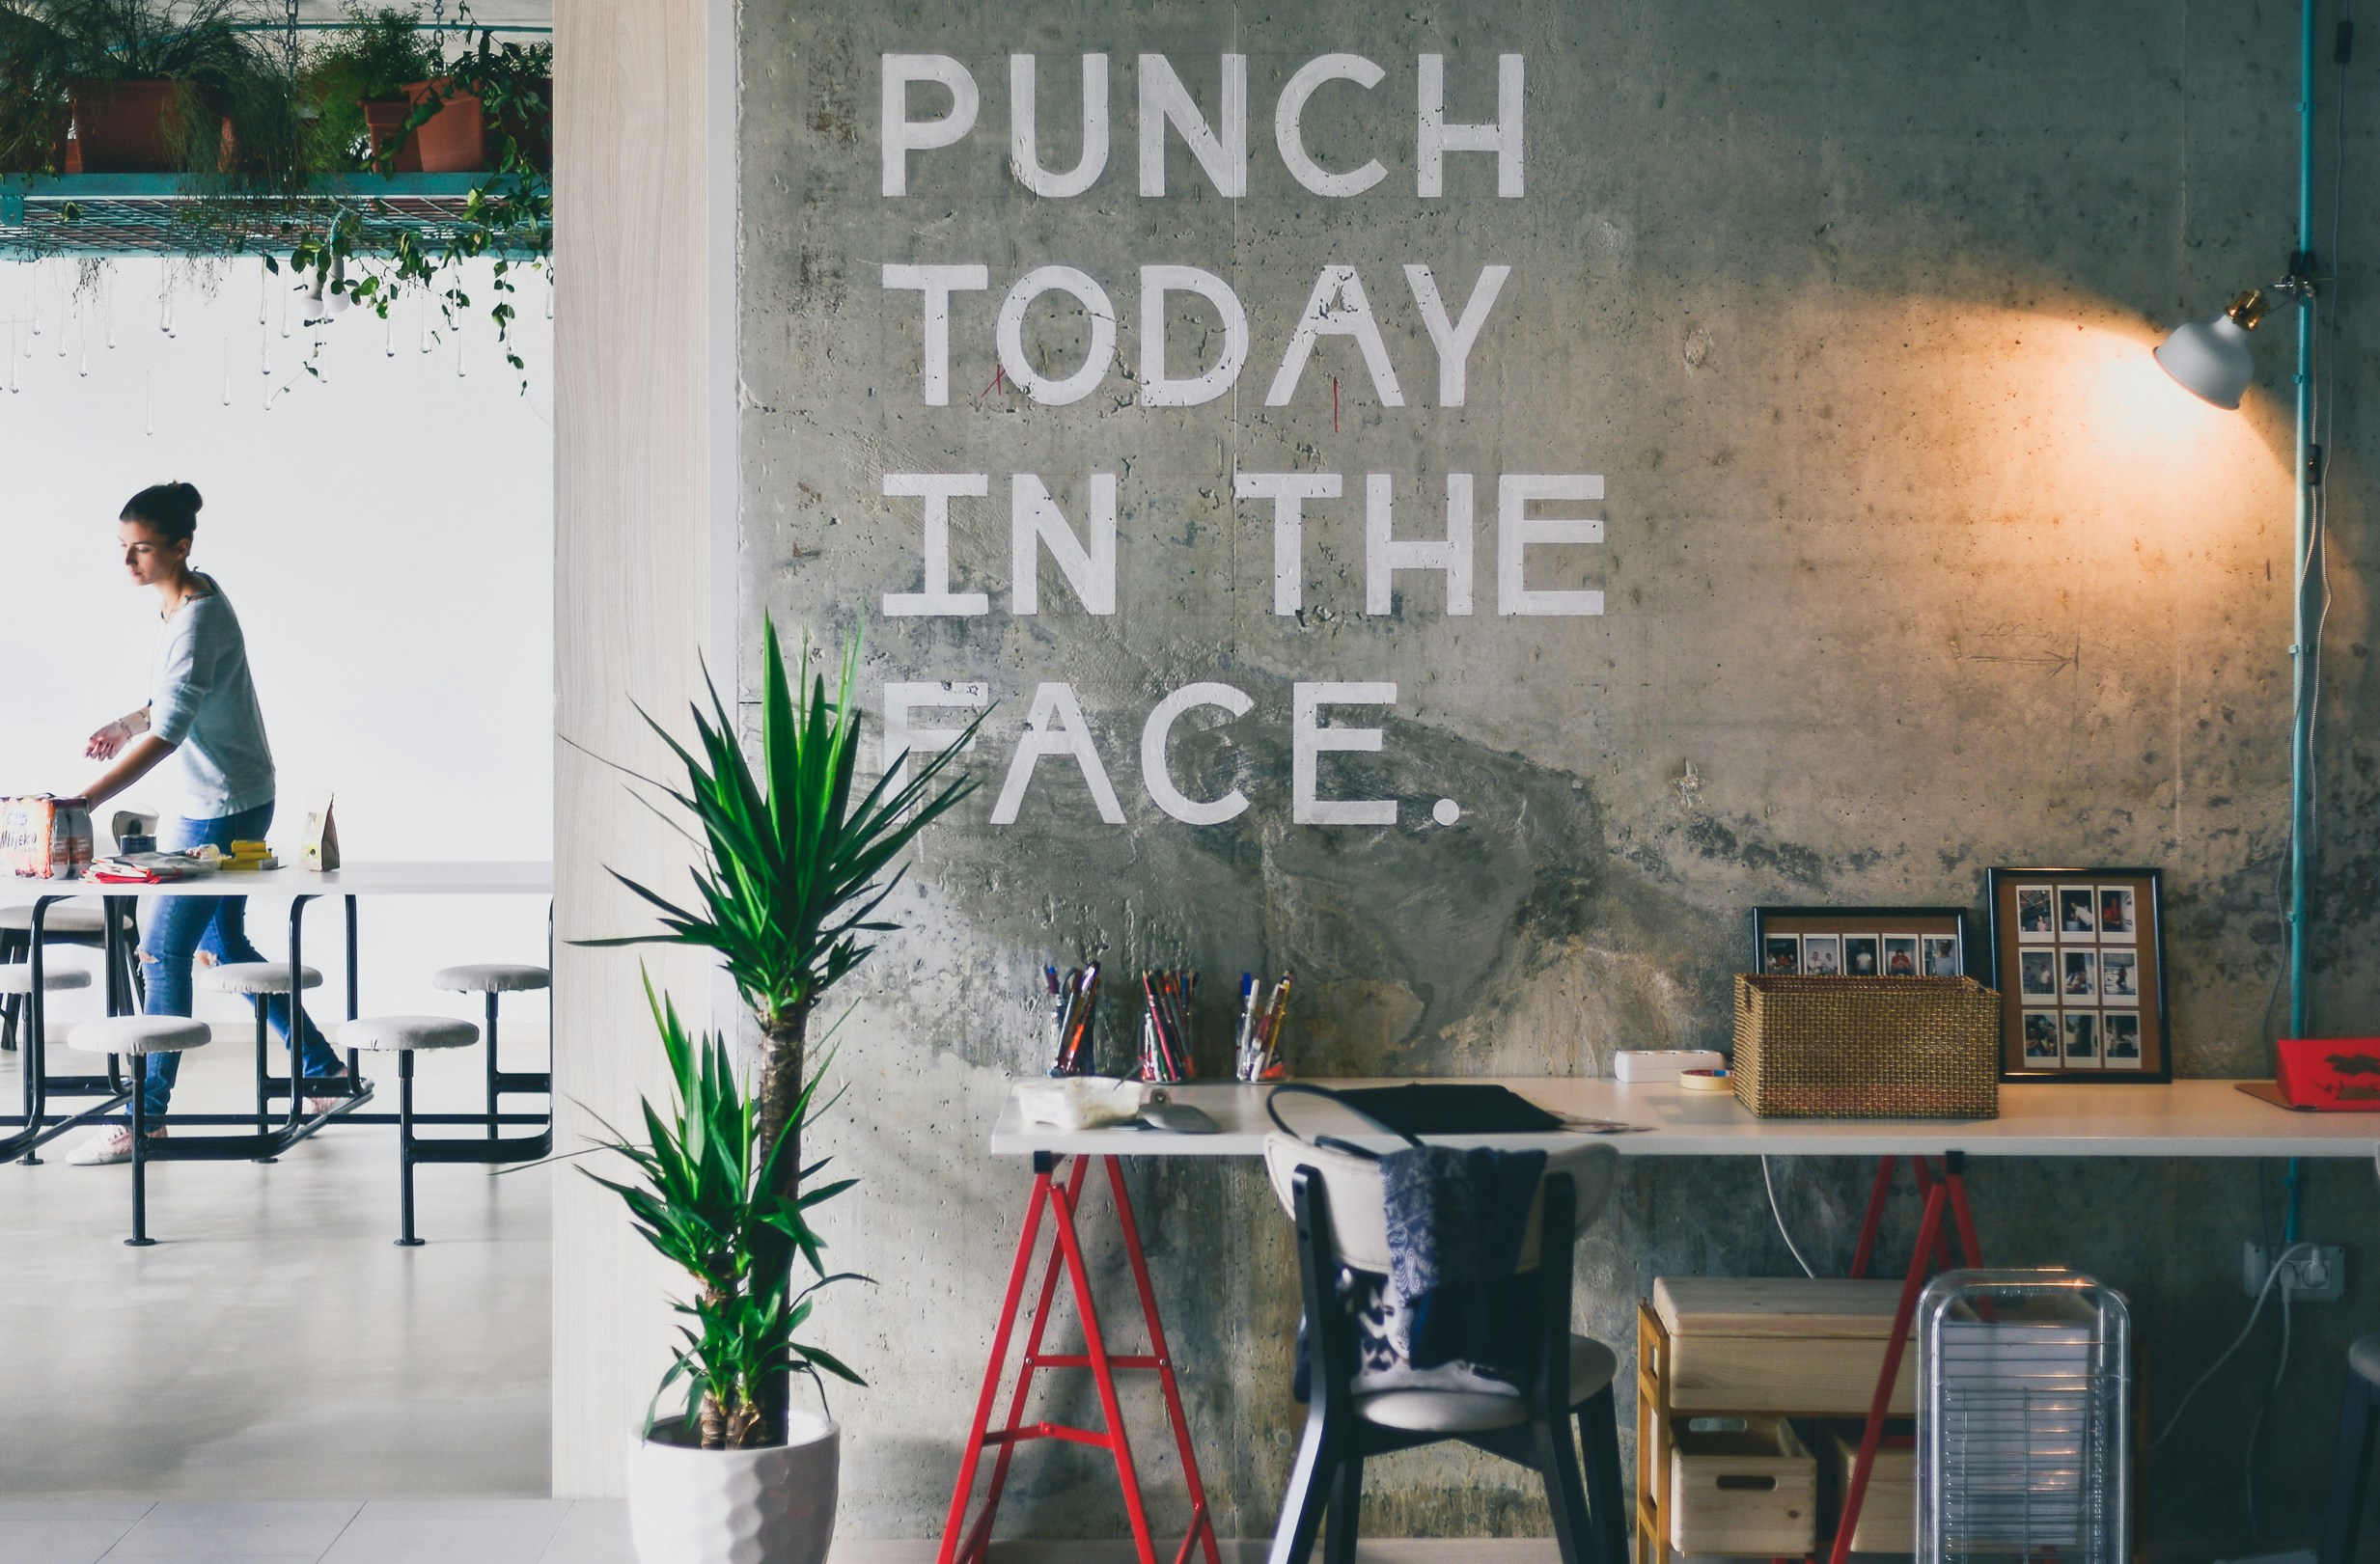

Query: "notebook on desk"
<box><xmin>1328</xmin><ymin>1084</ymin><xmax>1568</xmax><ymax>1136</ymax></box>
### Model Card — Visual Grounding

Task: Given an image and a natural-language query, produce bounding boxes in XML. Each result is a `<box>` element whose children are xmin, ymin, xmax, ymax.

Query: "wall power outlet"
<box><xmin>2242</xmin><ymin>1241</ymin><xmax>2346</xmax><ymax>1303</ymax></box>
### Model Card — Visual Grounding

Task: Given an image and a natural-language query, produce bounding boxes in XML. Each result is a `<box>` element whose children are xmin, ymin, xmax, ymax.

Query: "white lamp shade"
<box><xmin>2154</xmin><ymin>314</ymin><xmax>2255</xmax><ymax>409</ymax></box>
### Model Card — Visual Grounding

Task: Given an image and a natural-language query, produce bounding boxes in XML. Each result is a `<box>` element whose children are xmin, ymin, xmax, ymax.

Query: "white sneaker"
<box><xmin>69</xmin><ymin>1126</ymin><xmax>165</xmax><ymax>1166</ymax></box>
<box><xmin>306</xmin><ymin>1075</ymin><xmax>356</xmax><ymax>1116</ymax></box>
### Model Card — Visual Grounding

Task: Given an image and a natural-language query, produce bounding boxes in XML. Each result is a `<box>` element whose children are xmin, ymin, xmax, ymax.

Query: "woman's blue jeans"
<box><xmin>139</xmin><ymin>802</ymin><xmax>342</xmax><ymax>1114</ymax></box>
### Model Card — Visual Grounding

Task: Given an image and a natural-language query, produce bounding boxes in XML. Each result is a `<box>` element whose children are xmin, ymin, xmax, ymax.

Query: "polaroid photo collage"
<box><xmin>2013</xmin><ymin>882</ymin><xmax>2142</xmax><ymax>1070</ymax></box>
<box><xmin>1760</xmin><ymin>930</ymin><xmax>1961</xmax><ymax>981</ymax></box>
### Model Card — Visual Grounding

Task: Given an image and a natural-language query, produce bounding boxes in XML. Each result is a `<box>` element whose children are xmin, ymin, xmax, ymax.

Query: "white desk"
<box><xmin>3</xmin><ymin>862</ymin><xmax>555</xmax><ymax>1194</ymax></box>
<box><xmin>988</xmin><ymin>1076</ymin><xmax>2380</xmax><ymax>1160</ymax></box>
<box><xmin>20</xmin><ymin>861</ymin><xmax>552</xmax><ymax>899</ymax></box>
<box><xmin>969</xmin><ymin>1072</ymin><xmax>2369</xmax><ymax>1564</ymax></box>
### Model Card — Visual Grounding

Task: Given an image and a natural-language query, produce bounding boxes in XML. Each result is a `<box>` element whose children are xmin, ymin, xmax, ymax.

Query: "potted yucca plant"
<box><xmin>593</xmin><ymin>983</ymin><xmax>857</xmax><ymax>1564</ymax></box>
<box><xmin>590</xmin><ymin>620</ymin><xmax>982</xmax><ymax>1564</ymax></box>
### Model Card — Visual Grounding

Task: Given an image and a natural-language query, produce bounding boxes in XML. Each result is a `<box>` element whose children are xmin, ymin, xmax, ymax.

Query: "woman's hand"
<box><xmin>85</xmin><ymin>709</ymin><xmax>149</xmax><ymax>760</ymax></box>
<box><xmin>78</xmin><ymin>733</ymin><xmax>174</xmax><ymax>812</ymax></box>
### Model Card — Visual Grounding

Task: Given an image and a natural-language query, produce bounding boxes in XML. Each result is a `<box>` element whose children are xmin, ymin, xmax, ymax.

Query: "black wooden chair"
<box><xmin>1260</xmin><ymin>1134</ymin><xmax>1628</xmax><ymax>1564</ymax></box>
<box><xmin>2319</xmin><ymin>1333</ymin><xmax>2380</xmax><ymax>1564</ymax></box>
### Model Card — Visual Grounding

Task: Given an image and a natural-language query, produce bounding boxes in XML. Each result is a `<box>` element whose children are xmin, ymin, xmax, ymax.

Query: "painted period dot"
<box><xmin>1432</xmin><ymin>798</ymin><xmax>1461</xmax><ymax>826</ymax></box>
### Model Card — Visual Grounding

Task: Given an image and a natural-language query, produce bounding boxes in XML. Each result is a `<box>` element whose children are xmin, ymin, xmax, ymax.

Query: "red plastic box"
<box><xmin>2276</xmin><ymin>1038</ymin><xmax>2380</xmax><ymax>1111</ymax></box>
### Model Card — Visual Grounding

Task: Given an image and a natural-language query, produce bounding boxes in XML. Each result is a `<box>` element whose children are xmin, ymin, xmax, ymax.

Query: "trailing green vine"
<box><xmin>284</xmin><ymin>15</ymin><xmax>550</xmax><ymax>387</ymax></box>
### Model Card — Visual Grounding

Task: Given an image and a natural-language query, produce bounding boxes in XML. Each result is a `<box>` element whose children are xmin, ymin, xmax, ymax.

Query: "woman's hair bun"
<box><xmin>122</xmin><ymin>480</ymin><xmax>204</xmax><ymax>544</ymax></box>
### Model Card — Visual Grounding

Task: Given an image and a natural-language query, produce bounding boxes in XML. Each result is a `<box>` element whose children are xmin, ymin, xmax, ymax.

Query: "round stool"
<box><xmin>200</xmin><ymin>962</ymin><xmax>324</xmax><ymax>995</ymax></box>
<box><xmin>342</xmin><ymin>1015</ymin><xmax>481</xmax><ymax>1247</ymax></box>
<box><xmin>69</xmin><ymin>1016</ymin><xmax>210</xmax><ymax>1248</ymax></box>
<box><xmin>0</xmin><ymin>965</ymin><xmax>92</xmax><ymax>996</ymax></box>
<box><xmin>433</xmin><ymin>964</ymin><xmax>550</xmax><ymax>1148</ymax></box>
<box><xmin>69</xmin><ymin>1015</ymin><xmax>210</xmax><ymax>1056</ymax></box>
<box><xmin>201</xmin><ymin>963</ymin><xmax>326</xmax><ymax>1139</ymax></box>
<box><xmin>430</xmin><ymin>964</ymin><xmax>549</xmax><ymax>994</ymax></box>
<box><xmin>2</xmin><ymin>902</ymin><xmax>114</xmax><ymax>1054</ymax></box>
<box><xmin>3</xmin><ymin>967</ymin><xmax>93</xmax><ymax>1165</ymax></box>
<box><xmin>0</xmin><ymin>904</ymin><xmax>106</xmax><ymax>935</ymax></box>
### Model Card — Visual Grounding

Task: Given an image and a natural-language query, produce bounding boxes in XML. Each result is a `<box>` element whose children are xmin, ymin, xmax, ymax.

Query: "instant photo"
<box><xmin>1801</xmin><ymin>935</ymin><xmax>1841</xmax><ymax>974</ymax></box>
<box><xmin>2104</xmin><ymin>1012</ymin><xmax>2143</xmax><ymax>1066</ymax></box>
<box><xmin>1762</xmin><ymin>936</ymin><xmax>1801</xmax><ymax>974</ymax></box>
<box><xmin>2100</xmin><ymin>949</ymin><xmax>2139</xmax><ymax>1004</ymax></box>
<box><xmin>2062</xmin><ymin>1011</ymin><xmax>2100</xmax><ymax>1066</ymax></box>
<box><xmin>1841</xmin><ymin>934</ymin><xmax>1881</xmax><ymax>976</ymax></box>
<box><xmin>2017</xmin><ymin>887</ymin><xmax>2056</xmax><ymax>942</ymax></box>
<box><xmin>2058</xmin><ymin>887</ymin><xmax>2096</xmax><ymax>936</ymax></box>
<box><xmin>1923</xmin><ymin>935</ymin><xmax>1961</xmax><ymax>976</ymax></box>
<box><xmin>1883</xmin><ymin>935</ymin><xmax>1920</xmax><ymax>976</ymax></box>
<box><xmin>2062</xmin><ymin>949</ymin><xmax>2097</xmax><ymax>1000</ymax></box>
<box><xmin>2098</xmin><ymin>885</ymin><xmax>2138</xmax><ymax>943</ymax></box>
<box><xmin>2023</xmin><ymin>1011</ymin><xmax>2061</xmax><ymax>1062</ymax></box>
<box><xmin>2020</xmin><ymin>950</ymin><xmax>2057</xmax><ymax>998</ymax></box>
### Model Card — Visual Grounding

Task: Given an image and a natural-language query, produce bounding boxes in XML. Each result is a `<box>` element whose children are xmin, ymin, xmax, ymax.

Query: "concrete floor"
<box><xmin>0</xmin><ymin>1033</ymin><xmax>552</xmax><ymax>1500</ymax></box>
<box><xmin>0</xmin><ymin>1514</ymin><xmax>1592</xmax><ymax>1564</ymax></box>
<box><xmin>0</xmin><ymin>1498</ymin><xmax>630</xmax><ymax>1564</ymax></box>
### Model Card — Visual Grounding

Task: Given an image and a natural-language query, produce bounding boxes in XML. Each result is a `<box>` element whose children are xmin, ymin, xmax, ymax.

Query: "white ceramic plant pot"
<box><xmin>625</xmin><ymin>1409</ymin><xmax>840</xmax><ymax>1564</ymax></box>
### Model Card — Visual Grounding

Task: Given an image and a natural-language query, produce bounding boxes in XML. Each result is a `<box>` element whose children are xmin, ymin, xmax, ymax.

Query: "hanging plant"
<box><xmin>282</xmin><ymin>14</ymin><xmax>550</xmax><ymax>387</ymax></box>
<box><xmin>0</xmin><ymin>0</ymin><xmax>300</xmax><ymax>178</ymax></box>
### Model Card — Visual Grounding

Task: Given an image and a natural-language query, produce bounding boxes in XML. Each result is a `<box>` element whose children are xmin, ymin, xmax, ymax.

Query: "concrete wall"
<box><xmin>725</xmin><ymin>0</ymin><xmax>2377</xmax><ymax>1543</ymax></box>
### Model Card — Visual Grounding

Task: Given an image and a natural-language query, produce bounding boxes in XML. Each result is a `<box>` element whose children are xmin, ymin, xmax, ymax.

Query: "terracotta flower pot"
<box><xmin>624</xmin><ymin>1410</ymin><xmax>840</xmax><ymax>1564</ymax></box>
<box><xmin>69</xmin><ymin>80</ymin><xmax>180</xmax><ymax>173</ymax></box>
<box><xmin>361</xmin><ymin>80</ymin><xmax>485</xmax><ymax>174</ymax></box>
<box><xmin>68</xmin><ymin>80</ymin><xmax>234</xmax><ymax>173</ymax></box>
<box><xmin>360</xmin><ymin>96</ymin><xmax>422</xmax><ymax>173</ymax></box>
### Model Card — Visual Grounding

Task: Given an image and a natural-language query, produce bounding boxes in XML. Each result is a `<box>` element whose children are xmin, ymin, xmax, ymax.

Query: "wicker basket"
<box><xmin>1730</xmin><ymin>974</ymin><xmax>2000</xmax><ymax>1119</ymax></box>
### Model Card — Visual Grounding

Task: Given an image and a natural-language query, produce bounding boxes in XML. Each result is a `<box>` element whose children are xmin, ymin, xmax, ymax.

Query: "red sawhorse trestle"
<box><xmin>1828</xmin><ymin>1150</ymin><xmax>1983</xmax><ymax>1564</ymax></box>
<box><xmin>940</xmin><ymin>1152</ymin><xmax>1222</xmax><ymax>1564</ymax></box>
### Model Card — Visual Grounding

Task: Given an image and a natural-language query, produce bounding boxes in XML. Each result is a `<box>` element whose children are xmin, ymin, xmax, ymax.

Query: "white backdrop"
<box><xmin>2</xmin><ymin>255</ymin><xmax>552</xmax><ymax>1033</ymax></box>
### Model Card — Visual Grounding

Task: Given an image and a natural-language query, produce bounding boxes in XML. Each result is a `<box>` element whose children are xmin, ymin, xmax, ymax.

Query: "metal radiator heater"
<box><xmin>1917</xmin><ymin>1269</ymin><xmax>2131</xmax><ymax>1561</ymax></box>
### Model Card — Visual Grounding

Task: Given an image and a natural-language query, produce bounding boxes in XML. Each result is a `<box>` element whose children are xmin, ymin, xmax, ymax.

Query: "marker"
<box><xmin>1247</xmin><ymin>971</ymin><xmax>1265</xmax><ymax>1081</ymax></box>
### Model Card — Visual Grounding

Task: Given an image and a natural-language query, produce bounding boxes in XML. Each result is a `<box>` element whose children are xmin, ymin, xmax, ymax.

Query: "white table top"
<box><xmin>10</xmin><ymin>861</ymin><xmax>552</xmax><ymax>899</ymax></box>
<box><xmin>988</xmin><ymin>1077</ymin><xmax>2380</xmax><ymax>1160</ymax></box>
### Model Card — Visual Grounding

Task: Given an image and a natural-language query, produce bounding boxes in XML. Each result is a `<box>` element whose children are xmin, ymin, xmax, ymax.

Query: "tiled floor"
<box><xmin>0</xmin><ymin>1035</ymin><xmax>551</xmax><ymax>1498</ymax></box>
<box><xmin>0</xmin><ymin>1498</ymin><xmax>633</xmax><ymax>1564</ymax></box>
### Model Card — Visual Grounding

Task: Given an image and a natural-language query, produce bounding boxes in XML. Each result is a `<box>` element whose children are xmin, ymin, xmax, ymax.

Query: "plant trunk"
<box><xmin>757</xmin><ymin>1002</ymin><xmax>810</xmax><ymax>1208</ymax></box>
<box><xmin>698</xmin><ymin>1389</ymin><xmax>767</xmax><ymax>1450</ymax></box>
<box><xmin>754</xmin><ymin>1002</ymin><xmax>811</xmax><ymax>1441</ymax></box>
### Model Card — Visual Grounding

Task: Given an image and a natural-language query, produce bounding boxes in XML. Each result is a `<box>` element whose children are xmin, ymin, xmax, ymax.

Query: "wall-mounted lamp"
<box><xmin>2150</xmin><ymin>252</ymin><xmax>2324</xmax><ymax>1154</ymax></box>
<box><xmin>2153</xmin><ymin>287</ymin><xmax>2286</xmax><ymax>409</ymax></box>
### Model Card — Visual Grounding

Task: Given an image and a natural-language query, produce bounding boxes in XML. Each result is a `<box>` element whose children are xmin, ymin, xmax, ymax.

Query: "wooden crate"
<box><xmin>1635</xmin><ymin>1303</ymin><xmax>1671</xmax><ymax>1564</ymax></box>
<box><xmin>1669</xmin><ymin>1416</ymin><xmax>1816</xmax><ymax>1555</ymax></box>
<box><xmin>1823</xmin><ymin>1424</ymin><xmax>1914</xmax><ymax>1554</ymax></box>
<box><xmin>1652</xmin><ymin>1276</ymin><xmax>1915</xmax><ymax>1415</ymax></box>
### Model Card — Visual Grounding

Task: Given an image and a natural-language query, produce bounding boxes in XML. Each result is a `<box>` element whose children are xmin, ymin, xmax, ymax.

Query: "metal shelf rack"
<box><xmin>0</xmin><ymin>174</ymin><xmax>547</xmax><ymax>260</ymax></box>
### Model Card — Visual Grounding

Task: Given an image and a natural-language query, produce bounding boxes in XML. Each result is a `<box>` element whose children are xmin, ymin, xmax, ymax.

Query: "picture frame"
<box><xmin>1986</xmin><ymin>867</ymin><xmax>2171</xmax><ymax>1083</ymax></box>
<box><xmin>1749</xmin><ymin>906</ymin><xmax>1971</xmax><ymax>980</ymax></box>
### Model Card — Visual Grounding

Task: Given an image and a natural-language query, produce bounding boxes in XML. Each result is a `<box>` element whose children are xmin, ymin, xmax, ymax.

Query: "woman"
<box><xmin>66</xmin><ymin>481</ymin><xmax>346</xmax><ymax>1166</ymax></box>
